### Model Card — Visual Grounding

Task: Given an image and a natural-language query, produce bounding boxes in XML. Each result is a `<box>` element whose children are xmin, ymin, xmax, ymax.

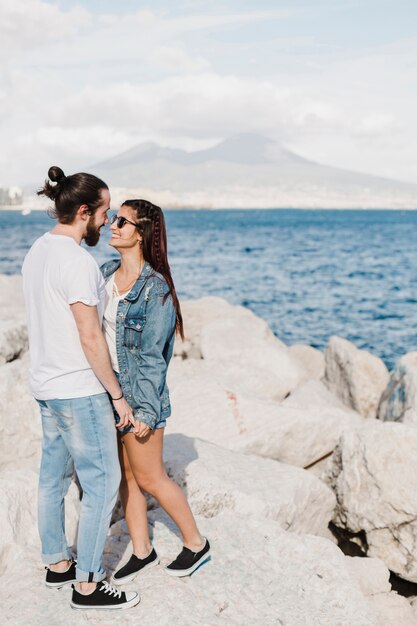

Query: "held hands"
<box><xmin>134</xmin><ymin>421</ymin><xmax>151</xmax><ymax>438</ymax></box>
<box><xmin>112</xmin><ymin>396</ymin><xmax>151</xmax><ymax>437</ymax></box>
<box><xmin>112</xmin><ymin>396</ymin><xmax>135</xmax><ymax>430</ymax></box>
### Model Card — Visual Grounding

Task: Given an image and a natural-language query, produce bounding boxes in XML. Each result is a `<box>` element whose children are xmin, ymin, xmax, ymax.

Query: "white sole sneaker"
<box><xmin>110</xmin><ymin>556</ymin><xmax>160</xmax><ymax>586</ymax></box>
<box><xmin>70</xmin><ymin>592</ymin><xmax>140</xmax><ymax>611</ymax></box>
<box><xmin>165</xmin><ymin>550</ymin><xmax>211</xmax><ymax>577</ymax></box>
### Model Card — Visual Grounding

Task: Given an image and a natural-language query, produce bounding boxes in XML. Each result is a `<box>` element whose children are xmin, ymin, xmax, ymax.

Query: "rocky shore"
<box><xmin>1</xmin><ymin>275</ymin><xmax>417</xmax><ymax>625</ymax></box>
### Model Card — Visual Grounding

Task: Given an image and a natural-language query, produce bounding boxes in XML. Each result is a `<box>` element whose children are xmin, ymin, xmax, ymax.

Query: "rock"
<box><xmin>282</xmin><ymin>378</ymin><xmax>355</xmax><ymax>411</ymax></box>
<box><xmin>167</xmin><ymin>359</ymin><xmax>364</xmax><ymax>468</ymax></box>
<box><xmin>345</xmin><ymin>555</ymin><xmax>417</xmax><ymax>625</ymax></box>
<box><xmin>201</xmin><ymin>314</ymin><xmax>304</xmax><ymax>401</ymax></box>
<box><xmin>1</xmin><ymin>509</ymin><xmax>380</xmax><ymax>625</ymax></box>
<box><xmin>345</xmin><ymin>556</ymin><xmax>391</xmax><ymax>596</ymax></box>
<box><xmin>163</xmin><ymin>434</ymin><xmax>336</xmax><ymax>537</ymax></box>
<box><xmin>289</xmin><ymin>344</ymin><xmax>325</xmax><ymax>380</ymax></box>
<box><xmin>0</xmin><ymin>275</ymin><xmax>28</xmax><ymax>364</ymax></box>
<box><xmin>367</xmin><ymin>593</ymin><xmax>417</xmax><ymax>626</ymax></box>
<box><xmin>326</xmin><ymin>421</ymin><xmax>417</xmax><ymax>582</ymax></box>
<box><xmin>0</xmin><ymin>353</ymin><xmax>41</xmax><ymax>470</ymax></box>
<box><xmin>324</xmin><ymin>335</ymin><xmax>389</xmax><ymax>418</ymax></box>
<box><xmin>173</xmin><ymin>296</ymin><xmax>304</xmax><ymax>401</ymax></box>
<box><xmin>0</xmin><ymin>468</ymin><xmax>80</xmax><ymax>556</ymax></box>
<box><xmin>174</xmin><ymin>296</ymin><xmax>252</xmax><ymax>360</ymax></box>
<box><xmin>378</xmin><ymin>352</ymin><xmax>417</xmax><ymax>425</ymax></box>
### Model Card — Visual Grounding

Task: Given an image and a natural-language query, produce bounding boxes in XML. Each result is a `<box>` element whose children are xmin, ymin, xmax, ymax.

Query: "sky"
<box><xmin>1</xmin><ymin>0</ymin><xmax>417</xmax><ymax>186</ymax></box>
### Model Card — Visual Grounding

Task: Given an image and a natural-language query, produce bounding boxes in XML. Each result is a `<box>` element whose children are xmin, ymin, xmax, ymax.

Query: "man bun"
<box><xmin>48</xmin><ymin>166</ymin><xmax>66</xmax><ymax>184</ymax></box>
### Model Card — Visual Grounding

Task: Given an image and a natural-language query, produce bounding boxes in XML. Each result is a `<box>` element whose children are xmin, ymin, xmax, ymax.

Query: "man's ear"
<box><xmin>78</xmin><ymin>204</ymin><xmax>89</xmax><ymax>220</ymax></box>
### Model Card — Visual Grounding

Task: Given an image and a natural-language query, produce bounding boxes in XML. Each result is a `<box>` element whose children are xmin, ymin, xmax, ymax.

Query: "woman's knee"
<box><xmin>136</xmin><ymin>471</ymin><xmax>168</xmax><ymax>495</ymax></box>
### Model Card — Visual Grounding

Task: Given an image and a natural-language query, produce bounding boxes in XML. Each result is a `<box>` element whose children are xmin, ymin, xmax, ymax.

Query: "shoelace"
<box><xmin>100</xmin><ymin>581</ymin><xmax>122</xmax><ymax>598</ymax></box>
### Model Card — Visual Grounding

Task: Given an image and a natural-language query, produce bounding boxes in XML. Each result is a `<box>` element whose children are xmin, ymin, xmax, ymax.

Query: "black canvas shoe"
<box><xmin>166</xmin><ymin>539</ymin><xmax>211</xmax><ymax>577</ymax></box>
<box><xmin>45</xmin><ymin>560</ymin><xmax>77</xmax><ymax>588</ymax></box>
<box><xmin>110</xmin><ymin>548</ymin><xmax>160</xmax><ymax>585</ymax></box>
<box><xmin>70</xmin><ymin>581</ymin><xmax>140</xmax><ymax>610</ymax></box>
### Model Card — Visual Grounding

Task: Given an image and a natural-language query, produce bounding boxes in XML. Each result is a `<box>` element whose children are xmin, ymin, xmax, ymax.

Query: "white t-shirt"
<box><xmin>103</xmin><ymin>273</ymin><xmax>128</xmax><ymax>374</ymax></box>
<box><xmin>22</xmin><ymin>232</ymin><xmax>106</xmax><ymax>400</ymax></box>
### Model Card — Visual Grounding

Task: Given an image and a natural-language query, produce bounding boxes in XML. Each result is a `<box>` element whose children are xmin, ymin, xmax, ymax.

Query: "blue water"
<box><xmin>1</xmin><ymin>208</ymin><xmax>416</xmax><ymax>369</ymax></box>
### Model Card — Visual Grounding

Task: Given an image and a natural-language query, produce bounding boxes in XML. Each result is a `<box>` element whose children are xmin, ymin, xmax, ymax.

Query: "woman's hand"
<box><xmin>113</xmin><ymin>397</ymin><xmax>134</xmax><ymax>429</ymax></box>
<box><xmin>134</xmin><ymin>420</ymin><xmax>151</xmax><ymax>438</ymax></box>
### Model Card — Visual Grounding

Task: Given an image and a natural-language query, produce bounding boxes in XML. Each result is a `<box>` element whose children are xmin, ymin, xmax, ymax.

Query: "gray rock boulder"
<box><xmin>324</xmin><ymin>335</ymin><xmax>389</xmax><ymax>418</ymax></box>
<box><xmin>378</xmin><ymin>352</ymin><xmax>417</xmax><ymax>425</ymax></box>
<box><xmin>326</xmin><ymin>421</ymin><xmax>417</xmax><ymax>583</ymax></box>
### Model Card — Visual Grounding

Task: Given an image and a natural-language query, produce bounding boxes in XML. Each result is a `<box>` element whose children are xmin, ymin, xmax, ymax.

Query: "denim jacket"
<box><xmin>100</xmin><ymin>259</ymin><xmax>176</xmax><ymax>430</ymax></box>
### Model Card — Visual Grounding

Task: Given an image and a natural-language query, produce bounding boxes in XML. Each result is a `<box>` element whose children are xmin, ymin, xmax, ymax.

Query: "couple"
<box><xmin>22</xmin><ymin>166</ymin><xmax>210</xmax><ymax>611</ymax></box>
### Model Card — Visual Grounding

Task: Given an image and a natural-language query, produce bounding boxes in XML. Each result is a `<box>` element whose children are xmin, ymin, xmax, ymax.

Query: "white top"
<box><xmin>103</xmin><ymin>273</ymin><xmax>128</xmax><ymax>373</ymax></box>
<box><xmin>21</xmin><ymin>232</ymin><xmax>106</xmax><ymax>400</ymax></box>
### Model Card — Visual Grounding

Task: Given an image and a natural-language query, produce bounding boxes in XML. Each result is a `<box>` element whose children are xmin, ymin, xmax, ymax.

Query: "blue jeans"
<box><xmin>37</xmin><ymin>393</ymin><xmax>121</xmax><ymax>582</ymax></box>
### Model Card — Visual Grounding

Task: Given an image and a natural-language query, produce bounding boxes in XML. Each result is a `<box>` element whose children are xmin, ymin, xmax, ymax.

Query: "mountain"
<box><xmin>91</xmin><ymin>134</ymin><xmax>417</xmax><ymax>209</ymax></box>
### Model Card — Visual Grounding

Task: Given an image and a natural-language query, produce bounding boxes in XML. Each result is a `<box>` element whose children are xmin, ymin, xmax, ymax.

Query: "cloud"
<box><xmin>0</xmin><ymin>0</ymin><xmax>91</xmax><ymax>58</ymax></box>
<box><xmin>0</xmin><ymin>2</ymin><xmax>417</xmax><ymax>184</ymax></box>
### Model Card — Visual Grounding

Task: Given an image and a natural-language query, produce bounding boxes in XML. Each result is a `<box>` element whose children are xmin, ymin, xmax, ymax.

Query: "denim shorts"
<box><xmin>112</xmin><ymin>372</ymin><xmax>166</xmax><ymax>434</ymax></box>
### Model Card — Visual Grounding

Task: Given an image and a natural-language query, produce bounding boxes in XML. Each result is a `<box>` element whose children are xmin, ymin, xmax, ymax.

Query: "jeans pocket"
<box><xmin>46</xmin><ymin>399</ymin><xmax>75</xmax><ymax>431</ymax></box>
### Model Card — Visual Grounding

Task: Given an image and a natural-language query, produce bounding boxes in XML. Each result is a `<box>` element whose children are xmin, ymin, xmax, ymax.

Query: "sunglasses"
<box><xmin>110</xmin><ymin>214</ymin><xmax>139</xmax><ymax>229</ymax></box>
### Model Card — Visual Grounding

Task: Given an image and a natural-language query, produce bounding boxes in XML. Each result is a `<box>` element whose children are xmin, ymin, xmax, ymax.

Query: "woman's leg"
<box><xmin>122</xmin><ymin>429</ymin><xmax>204</xmax><ymax>551</ymax></box>
<box><xmin>118</xmin><ymin>436</ymin><xmax>152</xmax><ymax>558</ymax></box>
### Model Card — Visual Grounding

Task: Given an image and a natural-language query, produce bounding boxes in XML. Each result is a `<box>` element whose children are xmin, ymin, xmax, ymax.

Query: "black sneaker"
<box><xmin>45</xmin><ymin>560</ymin><xmax>77</xmax><ymax>588</ymax></box>
<box><xmin>166</xmin><ymin>539</ymin><xmax>211</xmax><ymax>577</ymax></box>
<box><xmin>70</xmin><ymin>581</ymin><xmax>140</xmax><ymax>610</ymax></box>
<box><xmin>110</xmin><ymin>548</ymin><xmax>159</xmax><ymax>585</ymax></box>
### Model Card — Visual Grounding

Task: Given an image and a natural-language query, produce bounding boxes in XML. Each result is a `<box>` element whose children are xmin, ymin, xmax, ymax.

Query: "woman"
<box><xmin>100</xmin><ymin>199</ymin><xmax>210</xmax><ymax>584</ymax></box>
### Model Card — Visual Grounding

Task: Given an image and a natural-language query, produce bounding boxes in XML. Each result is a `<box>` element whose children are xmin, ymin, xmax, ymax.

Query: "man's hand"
<box><xmin>134</xmin><ymin>421</ymin><xmax>151</xmax><ymax>438</ymax></box>
<box><xmin>113</xmin><ymin>397</ymin><xmax>135</xmax><ymax>429</ymax></box>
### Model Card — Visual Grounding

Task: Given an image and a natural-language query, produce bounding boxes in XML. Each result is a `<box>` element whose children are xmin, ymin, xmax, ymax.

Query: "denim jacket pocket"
<box><xmin>123</xmin><ymin>315</ymin><xmax>146</xmax><ymax>350</ymax></box>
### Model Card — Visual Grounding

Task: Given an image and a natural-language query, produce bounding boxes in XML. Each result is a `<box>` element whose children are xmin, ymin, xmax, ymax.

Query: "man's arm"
<box><xmin>70</xmin><ymin>301</ymin><xmax>133</xmax><ymax>428</ymax></box>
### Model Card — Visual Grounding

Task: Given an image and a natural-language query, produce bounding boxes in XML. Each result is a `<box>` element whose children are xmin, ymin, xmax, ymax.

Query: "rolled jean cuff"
<box><xmin>76</xmin><ymin>566</ymin><xmax>107</xmax><ymax>583</ymax></box>
<box><xmin>133</xmin><ymin>409</ymin><xmax>158</xmax><ymax>430</ymax></box>
<box><xmin>42</xmin><ymin>550</ymin><xmax>71</xmax><ymax>565</ymax></box>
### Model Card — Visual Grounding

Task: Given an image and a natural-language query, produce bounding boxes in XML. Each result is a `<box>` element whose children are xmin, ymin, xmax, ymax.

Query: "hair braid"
<box><xmin>152</xmin><ymin>208</ymin><xmax>162</xmax><ymax>271</ymax></box>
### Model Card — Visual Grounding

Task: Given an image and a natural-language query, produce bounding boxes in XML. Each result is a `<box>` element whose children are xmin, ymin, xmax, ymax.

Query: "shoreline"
<box><xmin>2</xmin><ymin>205</ymin><xmax>417</xmax><ymax>212</ymax></box>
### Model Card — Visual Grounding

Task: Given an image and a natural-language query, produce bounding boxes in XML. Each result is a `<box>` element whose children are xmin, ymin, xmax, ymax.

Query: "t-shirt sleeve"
<box><xmin>61</xmin><ymin>256</ymin><xmax>102</xmax><ymax>307</ymax></box>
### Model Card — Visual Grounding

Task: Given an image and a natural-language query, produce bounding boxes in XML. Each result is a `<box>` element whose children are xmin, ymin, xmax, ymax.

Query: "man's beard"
<box><xmin>84</xmin><ymin>215</ymin><xmax>101</xmax><ymax>247</ymax></box>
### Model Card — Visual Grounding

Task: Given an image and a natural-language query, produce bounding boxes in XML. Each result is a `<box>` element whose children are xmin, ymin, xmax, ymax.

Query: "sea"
<box><xmin>1</xmin><ymin>208</ymin><xmax>417</xmax><ymax>370</ymax></box>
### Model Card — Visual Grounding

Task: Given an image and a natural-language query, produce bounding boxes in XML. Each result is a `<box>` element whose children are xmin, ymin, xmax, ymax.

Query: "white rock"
<box><xmin>1</xmin><ymin>510</ymin><xmax>380</xmax><ymax>625</ymax></box>
<box><xmin>378</xmin><ymin>352</ymin><xmax>417</xmax><ymax>425</ymax></box>
<box><xmin>324</xmin><ymin>335</ymin><xmax>389</xmax><ymax>418</ymax></box>
<box><xmin>173</xmin><ymin>297</ymin><xmax>304</xmax><ymax>401</ymax></box>
<box><xmin>0</xmin><ymin>275</ymin><xmax>28</xmax><ymax>364</ymax></box>
<box><xmin>0</xmin><ymin>468</ymin><xmax>80</xmax><ymax>554</ymax></box>
<box><xmin>282</xmin><ymin>378</ymin><xmax>356</xmax><ymax>410</ymax></box>
<box><xmin>367</xmin><ymin>593</ymin><xmax>417</xmax><ymax>626</ymax></box>
<box><xmin>174</xmin><ymin>296</ymin><xmax>250</xmax><ymax>359</ymax></box>
<box><xmin>201</xmin><ymin>315</ymin><xmax>304</xmax><ymax>401</ymax></box>
<box><xmin>164</xmin><ymin>434</ymin><xmax>336</xmax><ymax>537</ymax></box>
<box><xmin>168</xmin><ymin>359</ymin><xmax>364</xmax><ymax>468</ymax></box>
<box><xmin>289</xmin><ymin>343</ymin><xmax>325</xmax><ymax>380</ymax></box>
<box><xmin>345</xmin><ymin>556</ymin><xmax>391</xmax><ymax>596</ymax></box>
<box><xmin>326</xmin><ymin>421</ymin><xmax>417</xmax><ymax>582</ymax></box>
<box><xmin>0</xmin><ymin>353</ymin><xmax>41</xmax><ymax>469</ymax></box>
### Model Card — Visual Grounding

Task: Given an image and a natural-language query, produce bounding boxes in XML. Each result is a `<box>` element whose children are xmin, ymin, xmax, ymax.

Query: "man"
<box><xmin>22</xmin><ymin>166</ymin><xmax>139</xmax><ymax>610</ymax></box>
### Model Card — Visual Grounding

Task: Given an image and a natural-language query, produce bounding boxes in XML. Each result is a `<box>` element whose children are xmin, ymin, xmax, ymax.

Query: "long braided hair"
<box><xmin>122</xmin><ymin>199</ymin><xmax>184</xmax><ymax>339</ymax></box>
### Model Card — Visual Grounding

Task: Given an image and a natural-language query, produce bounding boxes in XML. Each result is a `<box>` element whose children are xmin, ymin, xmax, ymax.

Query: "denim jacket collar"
<box><xmin>100</xmin><ymin>259</ymin><xmax>155</xmax><ymax>302</ymax></box>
